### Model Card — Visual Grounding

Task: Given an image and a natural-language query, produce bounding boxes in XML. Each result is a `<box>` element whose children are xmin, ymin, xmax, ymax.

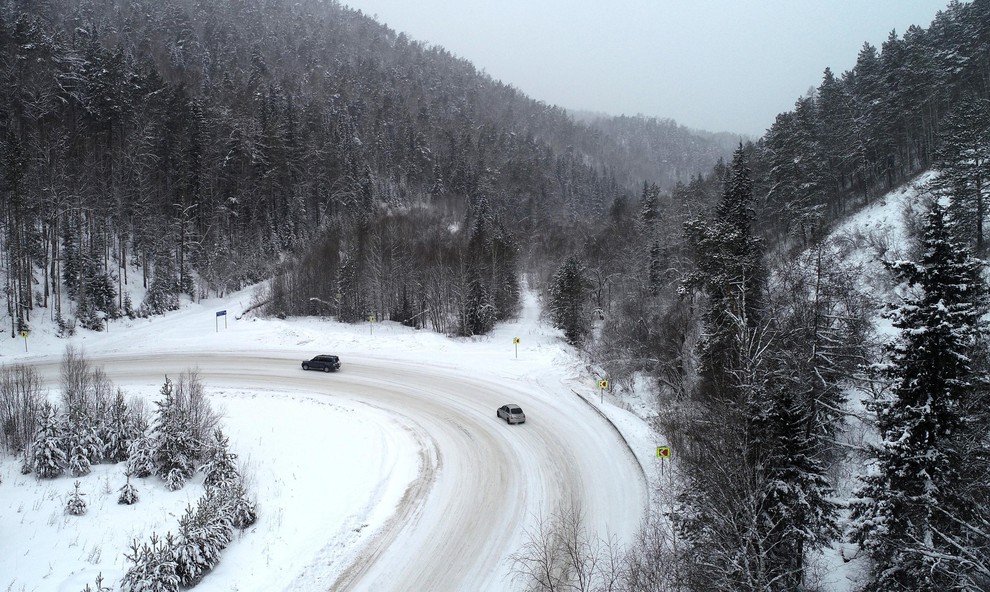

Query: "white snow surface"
<box><xmin>0</xmin><ymin>284</ymin><xmax>653</xmax><ymax>592</ymax></box>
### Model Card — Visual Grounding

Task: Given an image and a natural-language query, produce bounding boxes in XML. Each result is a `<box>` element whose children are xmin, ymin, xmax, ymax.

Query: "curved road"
<box><xmin>32</xmin><ymin>351</ymin><xmax>648</xmax><ymax>591</ymax></box>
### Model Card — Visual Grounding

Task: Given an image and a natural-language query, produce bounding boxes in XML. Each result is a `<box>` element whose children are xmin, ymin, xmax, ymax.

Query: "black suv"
<box><xmin>301</xmin><ymin>355</ymin><xmax>341</xmax><ymax>372</ymax></box>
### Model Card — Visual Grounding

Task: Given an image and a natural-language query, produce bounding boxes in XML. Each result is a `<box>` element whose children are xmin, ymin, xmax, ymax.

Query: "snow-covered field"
<box><xmin>0</xmin><ymin>284</ymin><xmax>656</xmax><ymax>592</ymax></box>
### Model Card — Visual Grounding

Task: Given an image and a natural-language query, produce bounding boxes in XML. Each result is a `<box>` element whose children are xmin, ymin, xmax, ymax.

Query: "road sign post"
<box><xmin>216</xmin><ymin>310</ymin><xmax>227</xmax><ymax>333</ymax></box>
<box><xmin>20</xmin><ymin>330</ymin><xmax>28</xmax><ymax>352</ymax></box>
<box><xmin>369</xmin><ymin>314</ymin><xmax>376</xmax><ymax>336</ymax></box>
<box><xmin>656</xmin><ymin>445</ymin><xmax>671</xmax><ymax>476</ymax></box>
<box><xmin>513</xmin><ymin>337</ymin><xmax>520</xmax><ymax>358</ymax></box>
<box><xmin>597</xmin><ymin>379</ymin><xmax>609</xmax><ymax>404</ymax></box>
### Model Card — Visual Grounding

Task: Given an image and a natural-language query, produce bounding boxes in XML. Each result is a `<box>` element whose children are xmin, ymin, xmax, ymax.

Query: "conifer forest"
<box><xmin>2</xmin><ymin>0</ymin><xmax>990</xmax><ymax>590</ymax></box>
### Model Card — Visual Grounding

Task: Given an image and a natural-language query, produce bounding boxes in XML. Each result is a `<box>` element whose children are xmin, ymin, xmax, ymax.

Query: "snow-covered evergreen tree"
<box><xmin>638</xmin><ymin>181</ymin><xmax>661</xmax><ymax>234</ymax></box>
<box><xmin>931</xmin><ymin>96</ymin><xmax>990</xmax><ymax>251</ymax></box>
<box><xmin>681</xmin><ymin>145</ymin><xmax>765</xmax><ymax>389</ymax></box>
<box><xmin>150</xmin><ymin>377</ymin><xmax>197</xmax><ymax>490</ymax></box>
<box><xmin>200</xmin><ymin>429</ymin><xmax>239</xmax><ymax>489</ymax></box>
<box><xmin>758</xmin><ymin>387</ymin><xmax>838</xmax><ymax>587</ymax></box>
<box><xmin>223</xmin><ymin>480</ymin><xmax>258</xmax><ymax>530</ymax></box>
<box><xmin>173</xmin><ymin>504</ymin><xmax>222</xmax><ymax>586</ymax></box>
<box><xmin>140</xmin><ymin>255</ymin><xmax>181</xmax><ymax>316</ymax></box>
<box><xmin>119</xmin><ymin>472</ymin><xmax>139</xmax><ymax>505</ymax></box>
<box><xmin>65</xmin><ymin>480</ymin><xmax>87</xmax><ymax>516</ymax></box>
<box><xmin>103</xmin><ymin>389</ymin><xmax>139</xmax><ymax>463</ymax></box>
<box><xmin>460</xmin><ymin>278</ymin><xmax>498</xmax><ymax>336</ymax></box>
<box><xmin>67</xmin><ymin>426</ymin><xmax>104</xmax><ymax>477</ymax></box>
<box><xmin>851</xmin><ymin>200</ymin><xmax>989</xmax><ymax>591</ymax></box>
<box><xmin>173</xmin><ymin>488</ymin><xmax>235</xmax><ymax>587</ymax></box>
<box><xmin>120</xmin><ymin>533</ymin><xmax>179</xmax><ymax>592</ymax></box>
<box><xmin>548</xmin><ymin>255</ymin><xmax>588</xmax><ymax>344</ymax></box>
<box><xmin>127</xmin><ymin>433</ymin><xmax>155</xmax><ymax>479</ymax></box>
<box><xmin>31</xmin><ymin>402</ymin><xmax>66</xmax><ymax>479</ymax></box>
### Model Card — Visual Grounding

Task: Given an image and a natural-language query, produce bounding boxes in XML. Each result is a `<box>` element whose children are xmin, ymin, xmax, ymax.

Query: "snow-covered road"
<box><xmin>23</xmin><ymin>353</ymin><xmax>646</xmax><ymax>590</ymax></box>
<box><xmin>5</xmin><ymin>285</ymin><xmax>651</xmax><ymax>591</ymax></box>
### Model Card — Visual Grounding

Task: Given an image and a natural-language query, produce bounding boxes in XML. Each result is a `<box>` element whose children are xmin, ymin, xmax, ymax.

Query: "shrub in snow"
<box><xmin>119</xmin><ymin>474</ymin><xmax>139</xmax><ymax>505</ymax></box>
<box><xmin>122</xmin><ymin>291</ymin><xmax>136</xmax><ymax>319</ymax></box>
<box><xmin>174</xmin><ymin>370</ymin><xmax>221</xmax><ymax>458</ymax></box>
<box><xmin>0</xmin><ymin>363</ymin><xmax>45</xmax><ymax>455</ymax></box>
<box><xmin>55</xmin><ymin>311</ymin><xmax>76</xmax><ymax>337</ymax></box>
<box><xmin>120</xmin><ymin>533</ymin><xmax>179</xmax><ymax>592</ymax></box>
<box><xmin>223</xmin><ymin>481</ymin><xmax>258</xmax><ymax>530</ymax></box>
<box><xmin>164</xmin><ymin>467</ymin><xmax>187</xmax><ymax>492</ymax></box>
<box><xmin>65</xmin><ymin>480</ymin><xmax>87</xmax><ymax>516</ymax></box>
<box><xmin>81</xmin><ymin>572</ymin><xmax>112</xmax><ymax>592</ymax></box>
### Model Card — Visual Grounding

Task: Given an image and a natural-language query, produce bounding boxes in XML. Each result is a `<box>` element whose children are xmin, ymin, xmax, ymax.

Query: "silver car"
<box><xmin>497</xmin><ymin>404</ymin><xmax>526</xmax><ymax>425</ymax></box>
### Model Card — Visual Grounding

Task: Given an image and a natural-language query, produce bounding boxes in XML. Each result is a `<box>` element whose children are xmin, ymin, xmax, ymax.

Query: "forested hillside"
<box><xmin>539</xmin><ymin>0</ymin><xmax>989</xmax><ymax>590</ymax></box>
<box><xmin>3</xmin><ymin>0</ymin><xmax>990</xmax><ymax>588</ymax></box>
<box><xmin>0</xmin><ymin>0</ymin><xmax>733</xmax><ymax>338</ymax></box>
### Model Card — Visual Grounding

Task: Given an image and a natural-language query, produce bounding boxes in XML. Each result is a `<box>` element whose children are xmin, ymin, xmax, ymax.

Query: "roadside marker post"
<box><xmin>656</xmin><ymin>445</ymin><xmax>671</xmax><ymax>476</ymax></box>
<box><xmin>216</xmin><ymin>310</ymin><xmax>227</xmax><ymax>333</ymax></box>
<box><xmin>369</xmin><ymin>314</ymin><xmax>376</xmax><ymax>336</ymax></box>
<box><xmin>513</xmin><ymin>337</ymin><xmax>520</xmax><ymax>358</ymax></box>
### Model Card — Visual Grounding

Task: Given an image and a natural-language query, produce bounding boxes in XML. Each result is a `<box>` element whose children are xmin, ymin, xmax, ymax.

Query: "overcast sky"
<box><xmin>340</xmin><ymin>0</ymin><xmax>954</xmax><ymax>137</ymax></box>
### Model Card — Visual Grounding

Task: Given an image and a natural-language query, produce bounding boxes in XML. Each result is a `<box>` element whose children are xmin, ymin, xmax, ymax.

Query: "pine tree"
<box><xmin>224</xmin><ymin>480</ymin><xmax>259</xmax><ymax>530</ymax></box>
<box><xmin>120</xmin><ymin>533</ymin><xmax>179</xmax><ymax>592</ymax></box>
<box><xmin>150</xmin><ymin>377</ymin><xmax>197</xmax><ymax>490</ymax></box>
<box><xmin>851</xmin><ymin>200</ymin><xmax>989</xmax><ymax>591</ymax></box>
<box><xmin>31</xmin><ymin>402</ymin><xmax>66</xmax><ymax>479</ymax></box>
<box><xmin>103</xmin><ymin>389</ymin><xmax>139</xmax><ymax>463</ymax></box>
<box><xmin>118</xmin><ymin>472</ymin><xmax>139</xmax><ymax>505</ymax></box>
<box><xmin>127</xmin><ymin>433</ymin><xmax>155</xmax><ymax>479</ymax></box>
<box><xmin>66</xmin><ymin>422</ymin><xmax>104</xmax><ymax>477</ymax></box>
<box><xmin>548</xmin><ymin>255</ymin><xmax>588</xmax><ymax>344</ymax></box>
<box><xmin>200</xmin><ymin>429</ymin><xmax>239</xmax><ymax>489</ymax></box>
<box><xmin>460</xmin><ymin>277</ymin><xmax>497</xmax><ymax>336</ymax></box>
<box><xmin>758</xmin><ymin>387</ymin><xmax>838</xmax><ymax>587</ymax></box>
<box><xmin>141</xmin><ymin>255</ymin><xmax>181</xmax><ymax>316</ymax></box>
<box><xmin>638</xmin><ymin>181</ymin><xmax>661</xmax><ymax>234</ymax></box>
<box><xmin>65</xmin><ymin>480</ymin><xmax>87</xmax><ymax>516</ymax></box>
<box><xmin>682</xmin><ymin>145</ymin><xmax>764</xmax><ymax>388</ymax></box>
<box><xmin>172</xmin><ymin>495</ymin><xmax>232</xmax><ymax>587</ymax></box>
<box><xmin>81</xmin><ymin>572</ymin><xmax>112</xmax><ymax>592</ymax></box>
<box><xmin>931</xmin><ymin>96</ymin><xmax>990</xmax><ymax>251</ymax></box>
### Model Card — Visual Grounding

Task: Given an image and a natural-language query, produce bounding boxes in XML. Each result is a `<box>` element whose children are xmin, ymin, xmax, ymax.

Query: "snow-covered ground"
<box><xmin>0</xmin><ymin>283</ymin><xmax>656</xmax><ymax>592</ymax></box>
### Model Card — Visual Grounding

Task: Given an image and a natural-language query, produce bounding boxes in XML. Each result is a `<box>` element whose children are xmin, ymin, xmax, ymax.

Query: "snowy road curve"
<box><xmin>32</xmin><ymin>351</ymin><xmax>648</xmax><ymax>591</ymax></box>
